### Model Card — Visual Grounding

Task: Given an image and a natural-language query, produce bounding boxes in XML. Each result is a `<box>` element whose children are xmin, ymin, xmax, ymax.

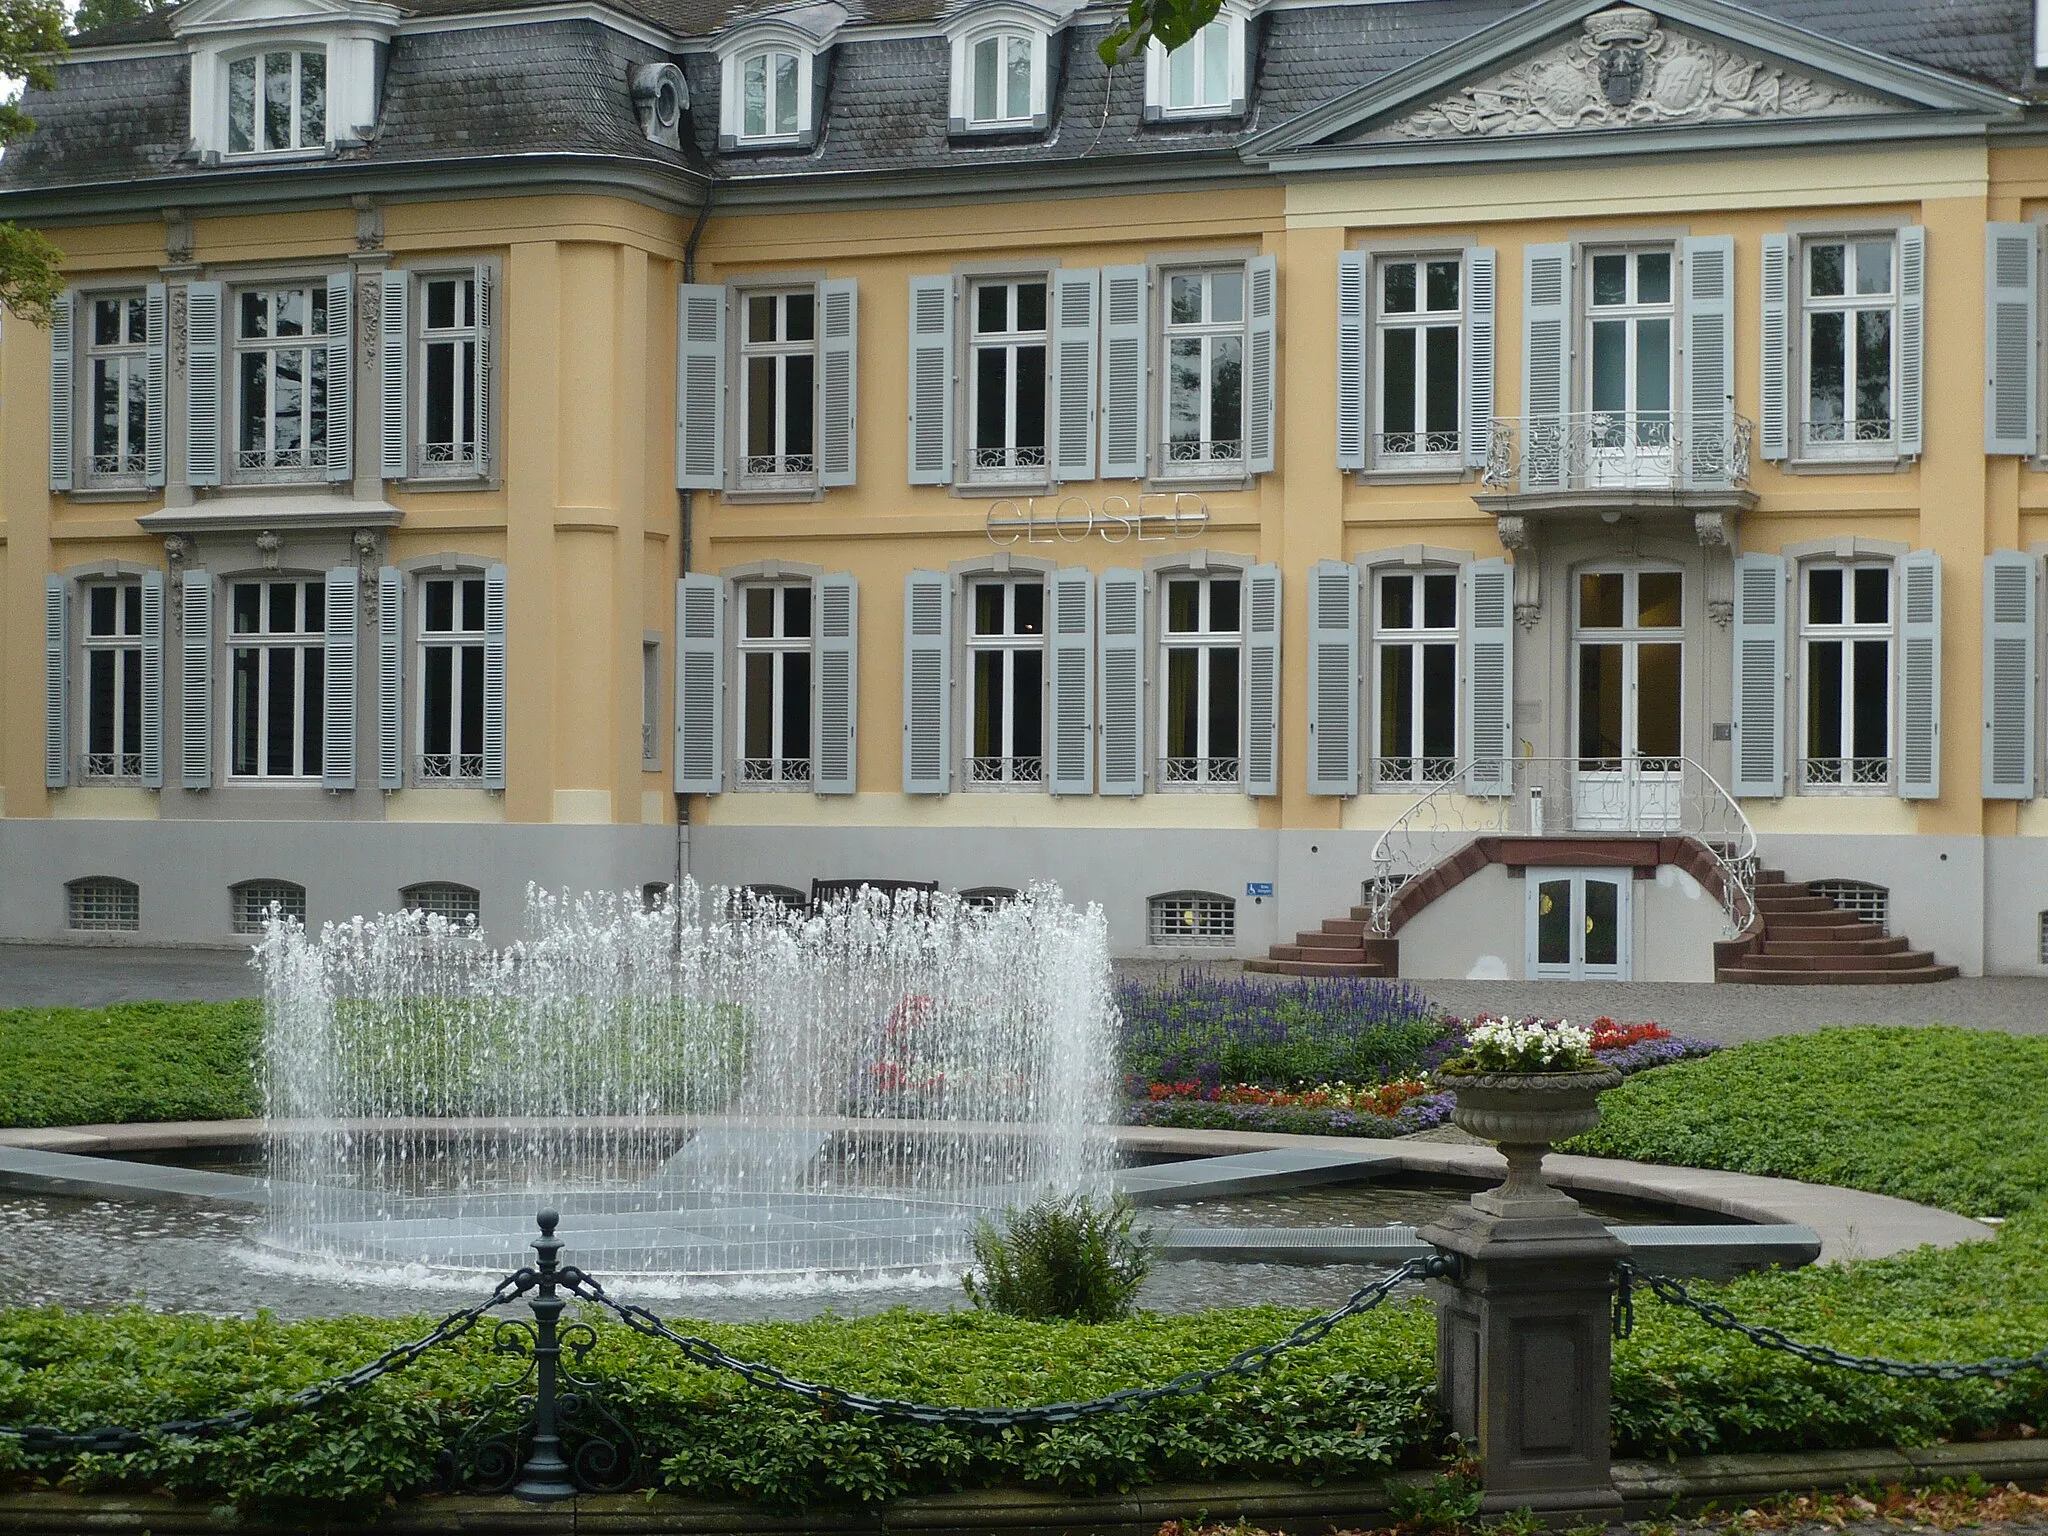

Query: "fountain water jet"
<box><xmin>257</xmin><ymin>882</ymin><xmax>1116</xmax><ymax>1285</ymax></box>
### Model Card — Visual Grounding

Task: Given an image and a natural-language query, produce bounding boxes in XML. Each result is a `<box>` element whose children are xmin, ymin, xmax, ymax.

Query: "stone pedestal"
<box><xmin>1420</xmin><ymin>1068</ymin><xmax>1627</xmax><ymax>1518</ymax></box>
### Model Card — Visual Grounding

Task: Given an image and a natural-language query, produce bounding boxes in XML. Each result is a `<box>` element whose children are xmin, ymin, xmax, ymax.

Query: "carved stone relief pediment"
<box><xmin>1363</xmin><ymin>5</ymin><xmax>1900</xmax><ymax>143</ymax></box>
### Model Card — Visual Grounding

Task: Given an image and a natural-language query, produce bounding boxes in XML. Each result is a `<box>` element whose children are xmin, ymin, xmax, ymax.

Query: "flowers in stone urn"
<box><xmin>1441</xmin><ymin>1016</ymin><xmax>1597</xmax><ymax>1076</ymax></box>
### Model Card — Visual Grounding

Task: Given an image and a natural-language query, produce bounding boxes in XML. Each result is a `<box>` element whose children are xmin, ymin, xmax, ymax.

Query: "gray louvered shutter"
<box><xmin>675</xmin><ymin>572</ymin><xmax>725</xmax><ymax>795</ymax></box>
<box><xmin>322</xmin><ymin>567</ymin><xmax>358</xmax><ymax>789</ymax></box>
<box><xmin>902</xmin><ymin>570</ymin><xmax>951</xmax><ymax>794</ymax></box>
<box><xmin>474</xmin><ymin>265</ymin><xmax>493</xmax><ymax>477</ymax></box>
<box><xmin>325</xmin><ymin>272</ymin><xmax>352</xmax><ymax>482</ymax></box>
<box><xmin>1307</xmin><ymin>558</ymin><xmax>1358</xmax><ymax>796</ymax></box>
<box><xmin>1521</xmin><ymin>244</ymin><xmax>1571</xmax><ymax>492</ymax></box>
<box><xmin>1731</xmin><ymin>553</ymin><xmax>1786</xmax><ymax>798</ymax></box>
<box><xmin>140</xmin><ymin>570</ymin><xmax>164</xmax><ymax>789</ymax></box>
<box><xmin>1898</xmin><ymin>549</ymin><xmax>1941</xmax><ymax>799</ymax></box>
<box><xmin>675</xmin><ymin>283</ymin><xmax>726</xmax><ymax>490</ymax></box>
<box><xmin>185</xmin><ymin>282</ymin><xmax>224</xmax><ymax>487</ymax></box>
<box><xmin>1986</xmin><ymin>224</ymin><xmax>2038</xmax><ymax>457</ymax></box>
<box><xmin>1098</xmin><ymin>567</ymin><xmax>1144</xmax><ymax>795</ymax></box>
<box><xmin>180</xmin><ymin>569</ymin><xmax>213</xmax><ymax>788</ymax></box>
<box><xmin>43</xmin><ymin>576</ymin><xmax>68</xmax><ymax>788</ymax></box>
<box><xmin>1050</xmin><ymin>268</ymin><xmax>1098</xmax><ymax>482</ymax></box>
<box><xmin>1099</xmin><ymin>265</ymin><xmax>1148</xmax><ymax>479</ymax></box>
<box><xmin>1463</xmin><ymin>247</ymin><xmax>1497</xmax><ymax>470</ymax></box>
<box><xmin>813</xmin><ymin>573</ymin><xmax>858</xmax><ymax>795</ymax></box>
<box><xmin>1244</xmin><ymin>563</ymin><xmax>1281</xmax><ymax>797</ymax></box>
<box><xmin>1983</xmin><ymin>551</ymin><xmax>2037</xmax><ymax>800</ymax></box>
<box><xmin>819</xmin><ymin>278</ymin><xmax>858</xmax><ymax>487</ymax></box>
<box><xmin>1759</xmin><ymin>235</ymin><xmax>1791</xmax><ymax>460</ymax></box>
<box><xmin>378</xmin><ymin>566</ymin><xmax>403</xmax><ymax>790</ymax></box>
<box><xmin>1463</xmin><ymin>556</ymin><xmax>1512</xmax><ymax>793</ymax></box>
<box><xmin>1682</xmin><ymin>235</ymin><xmax>1734</xmax><ymax>488</ymax></box>
<box><xmin>1897</xmin><ymin>226</ymin><xmax>1926</xmax><ymax>459</ymax></box>
<box><xmin>48</xmin><ymin>292</ymin><xmax>73</xmax><ymax>492</ymax></box>
<box><xmin>1246</xmin><ymin>254</ymin><xmax>1277</xmax><ymax>475</ymax></box>
<box><xmin>144</xmin><ymin>283</ymin><xmax>167</xmax><ymax>488</ymax></box>
<box><xmin>1335</xmin><ymin>250</ymin><xmax>1366</xmax><ymax>471</ymax></box>
<box><xmin>907</xmin><ymin>275</ymin><xmax>954</xmax><ymax>486</ymax></box>
<box><xmin>1046</xmin><ymin>566</ymin><xmax>1093</xmax><ymax>795</ymax></box>
<box><xmin>482</xmin><ymin>562</ymin><xmax>508</xmax><ymax>790</ymax></box>
<box><xmin>379</xmin><ymin>271</ymin><xmax>408</xmax><ymax>479</ymax></box>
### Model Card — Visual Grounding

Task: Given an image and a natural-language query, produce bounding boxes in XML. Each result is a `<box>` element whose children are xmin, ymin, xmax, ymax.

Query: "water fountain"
<box><xmin>256</xmin><ymin>882</ymin><xmax>1117</xmax><ymax>1285</ymax></box>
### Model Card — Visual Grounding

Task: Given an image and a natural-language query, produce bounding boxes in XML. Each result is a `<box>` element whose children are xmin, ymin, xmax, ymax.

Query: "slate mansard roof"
<box><xmin>0</xmin><ymin>0</ymin><xmax>2035</xmax><ymax>203</ymax></box>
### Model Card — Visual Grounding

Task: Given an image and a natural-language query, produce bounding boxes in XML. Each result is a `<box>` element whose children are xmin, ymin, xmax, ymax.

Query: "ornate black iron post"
<box><xmin>513</xmin><ymin>1210</ymin><xmax>577</xmax><ymax>1503</ymax></box>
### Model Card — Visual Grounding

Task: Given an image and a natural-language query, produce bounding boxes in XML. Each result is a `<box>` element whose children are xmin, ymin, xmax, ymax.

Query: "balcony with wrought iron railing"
<box><xmin>1480</xmin><ymin>412</ymin><xmax>1754</xmax><ymax>498</ymax></box>
<box><xmin>1364</xmin><ymin>755</ymin><xmax>1757</xmax><ymax>939</ymax></box>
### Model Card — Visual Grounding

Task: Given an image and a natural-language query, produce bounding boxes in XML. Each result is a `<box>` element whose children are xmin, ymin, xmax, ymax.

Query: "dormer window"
<box><xmin>948</xmin><ymin>17</ymin><xmax>1050</xmax><ymax>133</ymax></box>
<box><xmin>227</xmin><ymin>48</ymin><xmax>326</xmax><ymax>154</ymax></box>
<box><xmin>717</xmin><ymin>31</ymin><xmax>825</xmax><ymax>150</ymax></box>
<box><xmin>743</xmin><ymin>48</ymin><xmax>801</xmax><ymax>139</ymax></box>
<box><xmin>1143</xmin><ymin>11</ymin><xmax>1246</xmax><ymax>121</ymax></box>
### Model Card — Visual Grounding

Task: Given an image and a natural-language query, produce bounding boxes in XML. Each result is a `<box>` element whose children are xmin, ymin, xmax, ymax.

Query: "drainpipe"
<box><xmin>674</xmin><ymin>172</ymin><xmax>717</xmax><ymax>901</ymax></box>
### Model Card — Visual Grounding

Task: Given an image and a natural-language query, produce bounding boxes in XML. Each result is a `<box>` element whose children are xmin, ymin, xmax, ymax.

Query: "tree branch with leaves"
<box><xmin>0</xmin><ymin>0</ymin><xmax>67</xmax><ymax>324</ymax></box>
<box><xmin>1098</xmin><ymin>0</ymin><xmax>1221</xmax><ymax>66</ymax></box>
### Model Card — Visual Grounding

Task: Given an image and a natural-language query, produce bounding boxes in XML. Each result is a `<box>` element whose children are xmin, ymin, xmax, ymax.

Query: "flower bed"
<box><xmin>1122</xmin><ymin>1011</ymin><xmax>1718</xmax><ymax>1138</ymax></box>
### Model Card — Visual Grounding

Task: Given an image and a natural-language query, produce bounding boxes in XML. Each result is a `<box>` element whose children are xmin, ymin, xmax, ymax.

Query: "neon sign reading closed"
<box><xmin>984</xmin><ymin>494</ymin><xmax>1210</xmax><ymax>545</ymax></box>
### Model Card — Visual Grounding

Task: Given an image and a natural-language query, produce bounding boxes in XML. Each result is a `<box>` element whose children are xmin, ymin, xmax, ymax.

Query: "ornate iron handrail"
<box><xmin>1481</xmin><ymin>412</ymin><xmax>1754</xmax><ymax>492</ymax></box>
<box><xmin>1364</xmin><ymin>755</ymin><xmax>1757</xmax><ymax>939</ymax></box>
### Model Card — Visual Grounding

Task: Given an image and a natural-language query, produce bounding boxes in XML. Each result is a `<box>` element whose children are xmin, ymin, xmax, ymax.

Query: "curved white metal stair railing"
<box><xmin>1363</xmin><ymin>756</ymin><xmax>1758</xmax><ymax>939</ymax></box>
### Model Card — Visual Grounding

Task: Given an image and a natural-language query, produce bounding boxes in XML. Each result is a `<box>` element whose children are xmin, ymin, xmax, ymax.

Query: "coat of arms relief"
<box><xmin>1371</xmin><ymin>5</ymin><xmax>1898</xmax><ymax>141</ymax></box>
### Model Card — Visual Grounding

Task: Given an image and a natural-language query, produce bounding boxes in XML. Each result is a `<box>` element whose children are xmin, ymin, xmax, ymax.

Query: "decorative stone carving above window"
<box><xmin>1372</xmin><ymin>8</ymin><xmax>1898</xmax><ymax>142</ymax></box>
<box><xmin>173</xmin><ymin>0</ymin><xmax>400</xmax><ymax>161</ymax></box>
<box><xmin>630</xmin><ymin>62</ymin><xmax>688</xmax><ymax>150</ymax></box>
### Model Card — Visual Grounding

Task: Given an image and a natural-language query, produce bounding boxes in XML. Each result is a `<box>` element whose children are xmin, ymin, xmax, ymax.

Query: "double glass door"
<box><xmin>1575</xmin><ymin>568</ymin><xmax>1682</xmax><ymax>831</ymax></box>
<box><xmin>1527</xmin><ymin>870</ymin><xmax>1631</xmax><ymax>981</ymax></box>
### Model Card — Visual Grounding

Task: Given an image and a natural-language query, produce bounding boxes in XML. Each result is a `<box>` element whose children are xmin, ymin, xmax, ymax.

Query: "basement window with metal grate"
<box><xmin>1149</xmin><ymin>891</ymin><xmax>1235</xmax><ymax>946</ymax></box>
<box><xmin>231</xmin><ymin>880</ymin><xmax>306</xmax><ymax>935</ymax></box>
<box><xmin>1807</xmin><ymin>878</ymin><xmax>1888</xmax><ymax>934</ymax></box>
<box><xmin>401</xmin><ymin>882</ymin><xmax>480</xmax><ymax>924</ymax></box>
<box><xmin>68</xmin><ymin>876</ymin><xmax>138</xmax><ymax>932</ymax></box>
<box><xmin>2039</xmin><ymin>911</ymin><xmax>2048</xmax><ymax>966</ymax></box>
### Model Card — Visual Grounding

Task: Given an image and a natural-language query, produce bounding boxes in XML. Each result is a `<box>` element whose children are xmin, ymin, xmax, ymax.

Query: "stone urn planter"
<box><xmin>1437</xmin><ymin>1065</ymin><xmax>1623</xmax><ymax>1219</ymax></box>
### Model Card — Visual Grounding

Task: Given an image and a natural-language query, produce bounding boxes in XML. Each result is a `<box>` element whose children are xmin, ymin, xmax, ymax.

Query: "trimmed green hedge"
<box><xmin>0</xmin><ymin>1001</ymin><xmax>262</xmax><ymax>1127</ymax></box>
<box><xmin>1569</xmin><ymin>1026</ymin><xmax>2048</xmax><ymax>1219</ymax></box>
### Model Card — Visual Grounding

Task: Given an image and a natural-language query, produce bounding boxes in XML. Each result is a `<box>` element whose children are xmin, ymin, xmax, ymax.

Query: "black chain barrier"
<box><xmin>1613</xmin><ymin>1260</ymin><xmax>2048</xmax><ymax>1381</ymax></box>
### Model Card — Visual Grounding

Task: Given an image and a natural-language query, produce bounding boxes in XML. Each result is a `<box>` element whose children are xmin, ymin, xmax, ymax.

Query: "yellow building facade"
<box><xmin>4</xmin><ymin>0</ymin><xmax>2046</xmax><ymax>977</ymax></box>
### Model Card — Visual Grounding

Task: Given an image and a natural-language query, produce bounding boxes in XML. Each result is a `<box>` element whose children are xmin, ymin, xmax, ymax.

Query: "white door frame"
<box><xmin>1525</xmin><ymin>867</ymin><xmax>1633</xmax><ymax>981</ymax></box>
<box><xmin>1573</xmin><ymin>565</ymin><xmax>1684</xmax><ymax>832</ymax></box>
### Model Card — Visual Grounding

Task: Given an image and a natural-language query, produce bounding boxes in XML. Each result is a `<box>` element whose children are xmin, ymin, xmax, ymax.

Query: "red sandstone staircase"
<box><xmin>1714</xmin><ymin>868</ymin><xmax>1959</xmax><ymax>985</ymax></box>
<box><xmin>1243</xmin><ymin>909</ymin><xmax>1395</xmax><ymax>978</ymax></box>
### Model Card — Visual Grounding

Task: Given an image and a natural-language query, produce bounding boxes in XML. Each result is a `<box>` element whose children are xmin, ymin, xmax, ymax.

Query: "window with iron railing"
<box><xmin>739</xmin><ymin>290</ymin><xmax>817</xmax><ymax>489</ymax></box>
<box><xmin>1801</xmin><ymin>237</ymin><xmax>1897</xmax><ymax>458</ymax></box>
<box><xmin>68</xmin><ymin>876</ymin><xmax>138</xmax><ymax>932</ymax></box>
<box><xmin>968</xmin><ymin>577</ymin><xmax>1044</xmax><ymax>786</ymax></box>
<box><xmin>969</xmin><ymin>279</ymin><xmax>1049</xmax><ymax>483</ymax></box>
<box><xmin>231</xmin><ymin>285</ymin><xmax>328</xmax><ymax>479</ymax></box>
<box><xmin>1374</xmin><ymin>569</ymin><xmax>1458</xmax><ymax>787</ymax></box>
<box><xmin>418</xmin><ymin>574</ymin><xmax>487</xmax><ymax>784</ymax></box>
<box><xmin>1163</xmin><ymin>268</ymin><xmax>1245</xmax><ymax>473</ymax></box>
<box><xmin>232</xmin><ymin>879</ymin><xmax>306</xmax><ymax>935</ymax></box>
<box><xmin>402</xmin><ymin>881</ymin><xmax>479</xmax><ymax>923</ymax></box>
<box><xmin>1800</xmin><ymin>560</ymin><xmax>1892</xmax><ymax>792</ymax></box>
<box><xmin>1374</xmin><ymin>257</ymin><xmax>1461</xmax><ymax>467</ymax></box>
<box><xmin>81</xmin><ymin>581</ymin><xmax>144</xmax><ymax>782</ymax></box>
<box><xmin>1160</xmin><ymin>573</ymin><xmax>1241</xmax><ymax>786</ymax></box>
<box><xmin>738</xmin><ymin>582</ymin><xmax>813</xmax><ymax>786</ymax></box>
<box><xmin>86</xmin><ymin>294</ymin><xmax>149</xmax><ymax>483</ymax></box>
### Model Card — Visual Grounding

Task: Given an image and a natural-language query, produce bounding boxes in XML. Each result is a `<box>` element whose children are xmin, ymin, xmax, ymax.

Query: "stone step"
<box><xmin>1756</xmin><ymin>895</ymin><xmax>1839</xmax><ymax>914</ymax></box>
<box><xmin>1295</xmin><ymin>929</ymin><xmax>1364</xmax><ymax>950</ymax></box>
<box><xmin>1738</xmin><ymin>948</ymin><xmax>1942</xmax><ymax>972</ymax></box>
<box><xmin>1243</xmin><ymin>957</ymin><xmax>1388</xmax><ymax>978</ymax></box>
<box><xmin>1759</xmin><ymin>908</ymin><xmax>1871</xmax><ymax>929</ymax></box>
<box><xmin>1752</xmin><ymin>881</ymin><xmax>1814</xmax><ymax>900</ymax></box>
<box><xmin>1320</xmin><ymin>917</ymin><xmax>1370</xmax><ymax>938</ymax></box>
<box><xmin>1761</xmin><ymin>933</ymin><xmax>1911</xmax><ymax>956</ymax></box>
<box><xmin>1717</xmin><ymin>963</ymin><xmax>1961</xmax><ymax>985</ymax></box>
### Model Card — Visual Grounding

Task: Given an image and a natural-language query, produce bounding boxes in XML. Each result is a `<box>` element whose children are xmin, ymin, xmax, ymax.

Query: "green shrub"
<box><xmin>963</xmin><ymin>1193</ymin><xmax>1152</xmax><ymax>1322</ymax></box>
<box><xmin>0</xmin><ymin>1000</ymin><xmax>261</xmax><ymax>1127</ymax></box>
<box><xmin>1569</xmin><ymin>1026</ymin><xmax>2048</xmax><ymax>1218</ymax></box>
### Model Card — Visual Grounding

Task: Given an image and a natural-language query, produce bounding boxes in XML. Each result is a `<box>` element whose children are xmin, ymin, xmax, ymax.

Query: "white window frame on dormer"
<box><xmin>176</xmin><ymin>0</ymin><xmax>398</xmax><ymax>162</ymax></box>
<box><xmin>1142</xmin><ymin>11</ymin><xmax>1245</xmax><ymax>121</ymax></box>
<box><xmin>224</xmin><ymin>44</ymin><xmax>328</xmax><ymax>155</ymax></box>
<box><xmin>948</xmin><ymin>17</ymin><xmax>1049</xmax><ymax>133</ymax></box>
<box><xmin>720</xmin><ymin>43</ymin><xmax>814</xmax><ymax>147</ymax></box>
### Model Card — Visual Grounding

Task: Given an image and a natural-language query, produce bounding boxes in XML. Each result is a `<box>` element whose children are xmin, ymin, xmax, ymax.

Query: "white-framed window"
<box><xmin>1160</xmin><ymin>571</ymin><xmax>1240</xmax><ymax>785</ymax></box>
<box><xmin>231</xmin><ymin>284</ymin><xmax>328</xmax><ymax>479</ymax></box>
<box><xmin>1801</xmin><ymin>236</ymin><xmax>1897</xmax><ymax>456</ymax></box>
<box><xmin>68</xmin><ymin>876</ymin><xmax>138</xmax><ymax>932</ymax></box>
<box><xmin>86</xmin><ymin>294</ymin><xmax>148</xmax><ymax>483</ymax></box>
<box><xmin>738</xmin><ymin>582</ymin><xmax>813</xmax><ymax>786</ymax></box>
<box><xmin>1374</xmin><ymin>569</ymin><xmax>1458</xmax><ymax>787</ymax></box>
<box><xmin>1800</xmin><ymin>560</ymin><xmax>1892</xmax><ymax>791</ymax></box>
<box><xmin>81</xmin><ymin>580</ymin><xmax>144</xmax><ymax>782</ymax></box>
<box><xmin>418</xmin><ymin>272</ymin><xmax>484</xmax><ymax>476</ymax></box>
<box><xmin>229</xmin><ymin>577</ymin><xmax>326</xmax><ymax>780</ymax></box>
<box><xmin>952</xmin><ymin>24</ymin><xmax>1045</xmax><ymax>130</ymax></box>
<box><xmin>739</xmin><ymin>290</ymin><xmax>816</xmax><ymax>487</ymax></box>
<box><xmin>743</xmin><ymin>48</ymin><xmax>801</xmax><ymax>140</ymax></box>
<box><xmin>1163</xmin><ymin>267</ymin><xmax>1245</xmax><ymax>473</ymax></box>
<box><xmin>227</xmin><ymin>49</ymin><xmax>326</xmax><ymax>154</ymax></box>
<box><xmin>417</xmin><ymin>573</ymin><xmax>487</xmax><ymax>784</ymax></box>
<box><xmin>1146</xmin><ymin>16</ymin><xmax>1242</xmax><ymax>118</ymax></box>
<box><xmin>1586</xmin><ymin>247</ymin><xmax>1674</xmax><ymax>466</ymax></box>
<box><xmin>1374</xmin><ymin>257</ymin><xmax>1461</xmax><ymax>466</ymax></box>
<box><xmin>967</xmin><ymin>576</ymin><xmax>1044</xmax><ymax>786</ymax></box>
<box><xmin>970</xmin><ymin>278</ymin><xmax>1049</xmax><ymax>481</ymax></box>
<box><xmin>231</xmin><ymin>879</ymin><xmax>306</xmax><ymax>935</ymax></box>
<box><xmin>402</xmin><ymin>881</ymin><xmax>479</xmax><ymax>923</ymax></box>
<box><xmin>1149</xmin><ymin>890</ymin><xmax>1234</xmax><ymax>945</ymax></box>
